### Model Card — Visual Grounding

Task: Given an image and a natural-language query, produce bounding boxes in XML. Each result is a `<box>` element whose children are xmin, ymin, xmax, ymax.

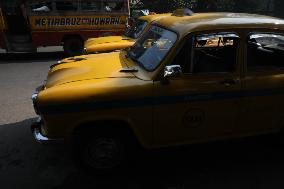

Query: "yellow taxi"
<box><xmin>31</xmin><ymin>9</ymin><xmax>284</xmax><ymax>172</ymax></box>
<box><xmin>84</xmin><ymin>13</ymin><xmax>170</xmax><ymax>54</ymax></box>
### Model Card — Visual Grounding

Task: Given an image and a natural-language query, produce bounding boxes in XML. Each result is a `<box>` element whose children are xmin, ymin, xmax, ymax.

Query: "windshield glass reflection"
<box><xmin>127</xmin><ymin>25</ymin><xmax>177</xmax><ymax>71</ymax></box>
<box><xmin>124</xmin><ymin>20</ymin><xmax>148</xmax><ymax>39</ymax></box>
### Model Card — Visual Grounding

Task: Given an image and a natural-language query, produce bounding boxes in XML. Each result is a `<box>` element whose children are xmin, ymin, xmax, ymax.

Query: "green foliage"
<box><xmin>137</xmin><ymin>0</ymin><xmax>274</xmax><ymax>14</ymax></box>
<box><xmin>195</xmin><ymin>0</ymin><xmax>272</xmax><ymax>12</ymax></box>
<box><xmin>232</xmin><ymin>0</ymin><xmax>268</xmax><ymax>12</ymax></box>
<box><xmin>141</xmin><ymin>0</ymin><xmax>171</xmax><ymax>12</ymax></box>
<box><xmin>170</xmin><ymin>0</ymin><xmax>193</xmax><ymax>9</ymax></box>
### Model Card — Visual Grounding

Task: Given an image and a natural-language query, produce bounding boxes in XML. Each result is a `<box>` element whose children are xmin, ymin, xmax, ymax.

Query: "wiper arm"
<box><xmin>120</xmin><ymin>67</ymin><xmax>138</xmax><ymax>73</ymax></box>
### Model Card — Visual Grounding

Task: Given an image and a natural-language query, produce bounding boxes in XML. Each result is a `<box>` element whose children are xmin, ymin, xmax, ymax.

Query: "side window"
<box><xmin>55</xmin><ymin>1</ymin><xmax>78</xmax><ymax>11</ymax></box>
<box><xmin>192</xmin><ymin>32</ymin><xmax>239</xmax><ymax>73</ymax></box>
<box><xmin>247</xmin><ymin>33</ymin><xmax>284</xmax><ymax>71</ymax></box>
<box><xmin>171</xmin><ymin>38</ymin><xmax>192</xmax><ymax>73</ymax></box>
<box><xmin>81</xmin><ymin>1</ymin><xmax>102</xmax><ymax>11</ymax></box>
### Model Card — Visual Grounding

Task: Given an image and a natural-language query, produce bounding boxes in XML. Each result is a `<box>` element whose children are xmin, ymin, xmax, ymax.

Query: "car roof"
<box><xmin>154</xmin><ymin>12</ymin><xmax>284</xmax><ymax>37</ymax></box>
<box><xmin>139</xmin><ymin>13</ymin><xmax>172</xmax><ymax>23</ymax></box>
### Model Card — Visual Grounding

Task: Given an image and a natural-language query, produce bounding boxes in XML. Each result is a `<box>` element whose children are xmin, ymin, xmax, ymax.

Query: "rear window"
<box><xmin>247</xmin><ymin>33</ymin><xmax>284</xmax><ymax>71</ymax></box>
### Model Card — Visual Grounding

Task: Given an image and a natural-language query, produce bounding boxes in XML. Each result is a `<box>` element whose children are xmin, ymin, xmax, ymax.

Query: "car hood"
<box><xmin>84</xmin><ymin>36</ymin><xmax>135</xmax><ymax>53</ymax></box>
<box><xmin>46</xmin><ymin>52</ymin><xmax>136</xmax><ymax>88</ymax></box>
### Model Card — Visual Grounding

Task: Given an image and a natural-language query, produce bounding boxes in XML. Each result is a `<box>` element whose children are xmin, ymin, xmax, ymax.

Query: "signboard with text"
<box><xmin>29</xmin><ymin>15</ymin><xmax>127</xmax><ymax>31</ymax></box>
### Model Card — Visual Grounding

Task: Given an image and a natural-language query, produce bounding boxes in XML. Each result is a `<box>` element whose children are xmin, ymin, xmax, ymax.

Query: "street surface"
<box><xmin>0</xmin><ymin>47</ymin><xmax>284</xmax><ymax>189</ymax></box>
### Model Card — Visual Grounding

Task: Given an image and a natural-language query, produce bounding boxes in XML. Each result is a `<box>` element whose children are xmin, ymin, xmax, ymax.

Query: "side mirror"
<box><xmin>164</xmin><ymin>65</ymin><xmax>183</xmax><ymax>78</ymax></box>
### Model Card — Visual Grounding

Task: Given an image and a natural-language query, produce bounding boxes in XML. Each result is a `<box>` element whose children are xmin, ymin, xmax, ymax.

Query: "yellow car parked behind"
<box><xmin>84</xmin><ymin>13</ymin><xmax>171</xmax><ymax>54</ymax></box>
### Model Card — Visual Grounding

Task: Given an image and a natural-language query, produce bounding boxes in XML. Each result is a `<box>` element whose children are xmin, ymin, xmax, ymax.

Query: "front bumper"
<box><xmin>32</xmin><ymin>83</ymin><xmax>45</xmax><ymax>115</ymax></box>
<box><xmin>31</xmin><ymin>117</ymin><xmax>64</xmax><ymax>144</ymax></box>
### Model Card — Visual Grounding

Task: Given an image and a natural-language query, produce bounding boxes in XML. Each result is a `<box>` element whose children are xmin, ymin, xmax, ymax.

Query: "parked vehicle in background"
<box><xmin>0</xmin><ymin>7</ymin><xmax>6</xmax><ymax>47</ymax></box>
<box><xmin>0</xmin><ymin>0</ymin><xmax>130</xmax><ymax>56</ymax></box>
<box><xmin>84</xmin><ymin>13</ymin><xmax>170</xmax><ymax>54</ymax></box>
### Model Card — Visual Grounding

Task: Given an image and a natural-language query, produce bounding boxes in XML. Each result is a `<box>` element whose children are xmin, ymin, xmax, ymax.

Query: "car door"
<box><xmin>239</xmin><ymin>31</ymin><xmax>284</xmax><ymax>133</ymax></box>
<box><xmin>153</xmin><ymin>32</ymin><xmax>242</xmax><ymax>147</ymax></box>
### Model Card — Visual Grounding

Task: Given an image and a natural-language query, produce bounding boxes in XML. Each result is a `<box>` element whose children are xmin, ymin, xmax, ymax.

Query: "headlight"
<box><xmin>32</xmin><ymin>93</ymin><xmax>39</xmax><ymax>114</ymax></box>
<box><xmin>84</xmin><ymin>48</ymin><xmax>88</xmax><ymax>54</ymax></box>
<box><xmin>50</xmin><ymin>60</ymin><xmax>66</xmax><ymax>69</ymax></box>
<box><xmin>32</xmin><ymin>93</ymin><xmax>38</xmax><ymax>103</ymax></box>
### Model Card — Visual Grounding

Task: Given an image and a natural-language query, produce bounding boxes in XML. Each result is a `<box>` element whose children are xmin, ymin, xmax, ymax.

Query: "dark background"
<box><xmin>131</xmin><ymin>0</ymin><xmax>284</xmax><ymax>18</ymax></box>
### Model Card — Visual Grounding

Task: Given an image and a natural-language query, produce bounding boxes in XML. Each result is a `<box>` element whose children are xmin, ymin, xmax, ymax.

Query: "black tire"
<box><xmin>73</xmin><ymin>129</ymin><xmax>132</xmax><ymax>174</ymax></box>
<box><xmin>63</xmin><ymin>38</ymin><xmax>84</xmax><ymax>57</ymax></box>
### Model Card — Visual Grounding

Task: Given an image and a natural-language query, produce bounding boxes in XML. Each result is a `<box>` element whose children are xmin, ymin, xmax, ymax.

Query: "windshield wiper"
<box><xmin>120</xmin><ymin>67</ymin><xmax>138</xmax><ymax>73</ymax></box>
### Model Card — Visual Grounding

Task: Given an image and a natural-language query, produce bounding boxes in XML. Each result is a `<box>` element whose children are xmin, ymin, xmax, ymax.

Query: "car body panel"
<box><xmin>46</xmin><ymin>52</ymin><xmax>136</xmax><ymax>88</ymax></box>
<box><xmin>84</xmin><ymin>36</ymin><xmax>135</xmax><ymax>53</ymax></box>
<box><xmin>153</xmin><ymin>72</ymin><xmax>242</xmax><ymax>147</ymax></box>
<box><xmin>32</xmin><ymin>12</ymin><xmax>284</xmax><ymax>149</ymax></box>
<box><xmin>155</xmin><ymin>13</ymin><xmax>284</xmax><ymax>38</ymax></box>
<box><xmin>240</xmin><ymin>71</ymin><xmax>284</xmax><ymax>133</ymax></box>
<box><xmin>38</xmin><ymin>77</ymin><xmax>154</xmax><ymax>147</ymax></box>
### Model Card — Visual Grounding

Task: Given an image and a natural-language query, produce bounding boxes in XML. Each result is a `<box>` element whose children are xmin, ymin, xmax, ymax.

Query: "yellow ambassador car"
<box><xmin>84</xmin><ymin>13</ymin><xmax>171</xmax><ymax>54</ymax></box>
<box><xmin>31</xmin><ymin>9</ymin><xmax>284</xmax><ymax>172</ymax></box>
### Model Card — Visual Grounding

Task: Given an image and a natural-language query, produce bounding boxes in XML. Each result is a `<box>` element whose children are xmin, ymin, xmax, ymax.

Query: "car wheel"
<box><xmin>63</xmin><ymin>38</ymin><xmax>84</xmax><ymax>57</ymax></box>
<box><xmin>74</xmin><ymin>131</ymin><xmax>129</xmax><ymax>174</ymax></box>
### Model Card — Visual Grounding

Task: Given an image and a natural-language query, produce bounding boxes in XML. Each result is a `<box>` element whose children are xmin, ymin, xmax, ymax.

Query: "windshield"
<box><xmin>127</xmin><ymin>25</ymin><xmax>177</xmax><ymax>71</ymax></box>
<box><xmin>124</xmin><ymin>19</ymin><xmax>148</xmax><ymax>39</ymax></box>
